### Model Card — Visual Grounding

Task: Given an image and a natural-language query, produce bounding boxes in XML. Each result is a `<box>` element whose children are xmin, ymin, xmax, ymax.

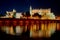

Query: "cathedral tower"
<box><xmin>30</xmin><ymin>6</ymin><xmax>32</xmax><ymax>17</ymax></box>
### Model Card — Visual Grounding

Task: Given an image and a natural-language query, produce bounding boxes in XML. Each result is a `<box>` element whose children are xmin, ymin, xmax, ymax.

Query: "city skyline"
<box><xmin>0</xmin><ymin>0</ymin><xmax>60</xmax><ymax>39</ymax></box>
<box><xmin>0</xmin><ymin>0</ymin><xmax>59</xmax><ymax>16</ymax></box>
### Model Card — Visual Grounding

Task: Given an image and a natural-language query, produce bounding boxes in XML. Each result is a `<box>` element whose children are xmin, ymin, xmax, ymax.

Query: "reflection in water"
<box><xmin>0</xmin><ymin>22</ymin><xmax>58</xmax><ymax>38</ymax></box>
<box><xmin>15</xmin><ymin>26</ymin><xmax>23</xmax><ymax>35</ymax></box>
<box><xmin>1</xmin><ymin>26</ymin><xmax>24</xmax><ymax>35</ymax></box>
<box><xmin>30</xmin><ymin>22</ymin><xmax>56</xmax><ymax>37</ymax></box>
<box><xmin>1</xmin><ymin>26</ymin><xmax>15</xmax><ymax>35</ymax></box>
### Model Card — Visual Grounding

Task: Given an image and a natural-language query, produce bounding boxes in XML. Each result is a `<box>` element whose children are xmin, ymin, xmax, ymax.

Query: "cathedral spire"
<box><xmin>30</xmin><ymin>5</ymin><xmax>32</xmax><ymax>17</ymax></box>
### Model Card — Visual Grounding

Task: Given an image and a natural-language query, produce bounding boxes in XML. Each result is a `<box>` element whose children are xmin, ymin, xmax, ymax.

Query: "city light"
<box><xmin>0</xmin><ymin>6</ymin><xmax>60</xmax><ymax>38</ymax></box>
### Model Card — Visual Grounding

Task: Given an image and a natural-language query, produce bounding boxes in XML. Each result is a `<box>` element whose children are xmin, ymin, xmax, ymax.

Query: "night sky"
<box><xmin>0</xmin><ymin>0</ymin><xmax>60</xmax><ymax>16</ymax></box>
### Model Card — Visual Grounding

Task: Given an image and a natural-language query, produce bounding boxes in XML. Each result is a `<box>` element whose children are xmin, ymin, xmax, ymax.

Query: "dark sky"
<box><xmin>0</xmin><ymin>0</ymin><xmax>60</xmax><ymax>16</ymax></box>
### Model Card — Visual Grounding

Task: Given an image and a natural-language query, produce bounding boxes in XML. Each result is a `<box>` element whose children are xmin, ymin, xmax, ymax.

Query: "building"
<box><xmin>16</xmin><ymin>12</ymin><xmax>23</xmax><ymax>18</ymax></box>
<box><xmin>6</xmin><ymin>9</ymin><xmax>16</xmax><ymax>18</ymax></box>
<box><xmin>30</xmin><ymin>6</ymin><xmax>55</xmax><ymax>19</ymax></box>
